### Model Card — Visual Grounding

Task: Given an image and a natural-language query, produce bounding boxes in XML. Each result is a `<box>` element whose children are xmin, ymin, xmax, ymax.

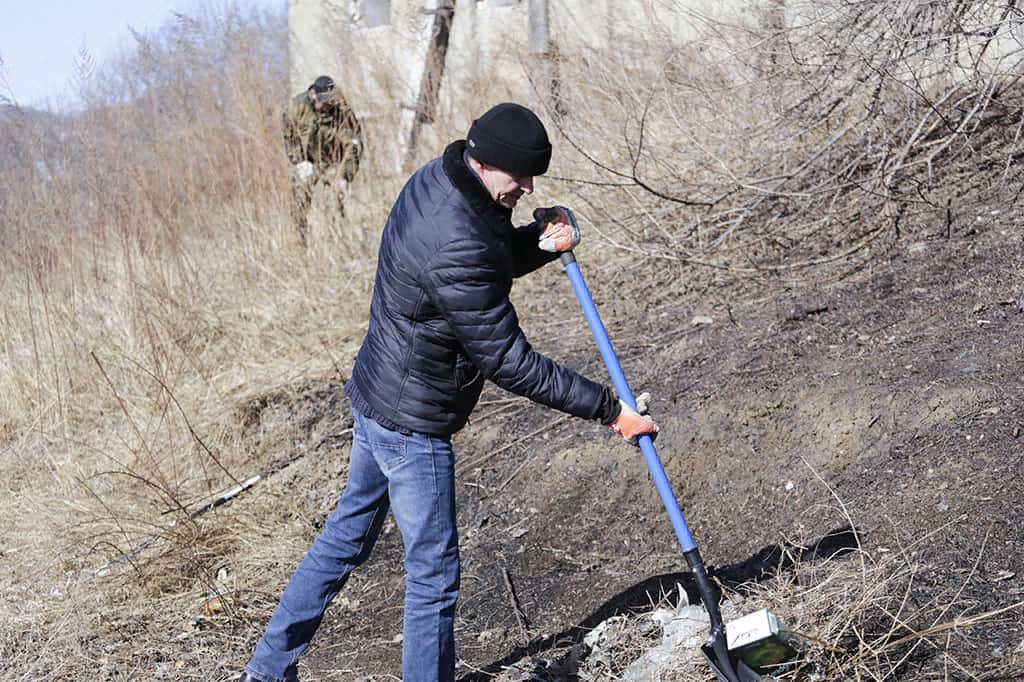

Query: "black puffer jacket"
<box><xmin>346</xmin><ymin>141</ymin><xmax>619</xmax><ymax>436</ymax></box>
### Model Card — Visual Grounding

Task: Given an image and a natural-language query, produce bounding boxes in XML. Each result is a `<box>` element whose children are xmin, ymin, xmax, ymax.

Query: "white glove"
<box><xmin>294</xmin><ymin>160</ymin><xmax>315</xmax><ymax>184</ymax></box>
<box><xmin>534</xmin><ymin>206</ymin><xmax>581</xmax><ymax>253</ymax></box>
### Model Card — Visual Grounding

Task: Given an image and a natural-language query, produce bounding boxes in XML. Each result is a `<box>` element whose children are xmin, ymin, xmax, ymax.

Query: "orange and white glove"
<box><xmin>534</xmin><ymin>206</ymin><xmax>581</xmax><ymax>253</ymax></box>
<box><xmin>609</xmin><ymin>392</ymin><xmax>658</xmax><ymax>446</ymax></box>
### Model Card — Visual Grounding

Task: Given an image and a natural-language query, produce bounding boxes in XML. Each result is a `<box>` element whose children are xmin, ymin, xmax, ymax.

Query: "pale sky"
<box><xmin>0</xmin><ymin>0</ymin><xmax>283</xmax><ymax>109</ymax></box>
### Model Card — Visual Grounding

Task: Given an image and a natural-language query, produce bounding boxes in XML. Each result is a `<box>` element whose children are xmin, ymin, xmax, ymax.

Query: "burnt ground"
<box><xmin>224</xmin><ymin>180</ymin><xmax>1024</xmax><ymax>681</ymax></box>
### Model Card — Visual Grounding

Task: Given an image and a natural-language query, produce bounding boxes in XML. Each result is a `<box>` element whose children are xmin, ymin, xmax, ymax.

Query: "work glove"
<box><xmin>534</xmin><ymin>206</ymin><xmax>581</xmax><ymax>253</ymax></box>
<box><xmin>609</xmin><ymin>391</ymin><xmax>658</xmax><ymax>446</ymax></box>
<box><xmin>293</xmin><ymin>160</ymin><xmax>315</xmax><ymax>184</ymax></box>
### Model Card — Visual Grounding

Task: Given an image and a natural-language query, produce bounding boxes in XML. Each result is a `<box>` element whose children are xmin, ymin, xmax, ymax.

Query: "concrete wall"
<box><xmin>288</xmin><ymin>0</ymin><xmax>751</xmax><ymax>170</ymax></box>
<box><xmin>289</xmin><ymin>1</ymin><xmax>1024</xmax><ymax>171</ymax></box>
<box><xmin>289</xmin><ymin>0</ymin><xmax>438</xmax><ymax>170</ymax></box>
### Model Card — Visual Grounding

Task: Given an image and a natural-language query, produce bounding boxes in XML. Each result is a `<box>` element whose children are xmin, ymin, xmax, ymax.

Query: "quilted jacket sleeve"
<box><xmin>422</xmin><ymin>240</ymin><xmax>619</xmax><ymax>422</ymax></box>
<box><xmin>509</xmin><ymin>219</ymin><xmax>559</xmax><ymax>278</ymax></box>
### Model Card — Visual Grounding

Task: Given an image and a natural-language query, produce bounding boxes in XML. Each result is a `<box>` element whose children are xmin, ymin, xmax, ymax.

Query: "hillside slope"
<box><xmin>216</xmin><ymin>179</ymin><xmax>1022</xmax><ymax>681</ymax></box>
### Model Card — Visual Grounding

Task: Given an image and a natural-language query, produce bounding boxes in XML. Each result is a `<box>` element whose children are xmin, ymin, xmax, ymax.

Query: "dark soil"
<box><xmin>231</xmin><ymin>178</ymin><xmax>1024</xmax><ymax>680</ymax></box>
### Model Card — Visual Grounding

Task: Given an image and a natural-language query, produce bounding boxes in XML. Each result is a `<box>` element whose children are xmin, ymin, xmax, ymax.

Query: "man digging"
<box><xmin>240</xmin><ymin>102</ymin><xmax>657</xmax><ymax>682</ymax></box>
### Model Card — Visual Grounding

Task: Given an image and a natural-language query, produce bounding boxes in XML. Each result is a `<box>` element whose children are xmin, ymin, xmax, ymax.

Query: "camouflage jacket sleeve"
<box><xmin>282</xmin><ymin>95</ymin><xmax>311</xmax><ymax>165</ymax></box>
<box><xmin>332</xmin><ymin>95</ymin><xmax>363</xmax><ymax>182</ymax></box>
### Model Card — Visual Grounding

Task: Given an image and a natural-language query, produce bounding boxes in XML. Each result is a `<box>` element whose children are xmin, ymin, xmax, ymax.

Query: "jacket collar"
<box><xmin>442</xmin><ymin>140</ymin><xmax>513</xmax><ymax>234</ymax></box>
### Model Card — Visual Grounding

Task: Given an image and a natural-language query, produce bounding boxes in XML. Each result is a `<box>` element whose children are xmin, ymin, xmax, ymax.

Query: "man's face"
<box><xmin>310</xmin><ymin>89</ymin><xmax>338</xmax><ymax>113</ymax></box>
<box><xmin>473</xmin><ymin>161</ymin><xmax>534</xmax><ymax>209</ymax></box>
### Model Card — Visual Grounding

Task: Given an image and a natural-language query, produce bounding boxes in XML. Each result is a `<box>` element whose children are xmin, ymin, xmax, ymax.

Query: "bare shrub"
<box><xmin>543</xmin><ymin>0</ymin><xmax>1024</xmax><ymax>278</ymax></box>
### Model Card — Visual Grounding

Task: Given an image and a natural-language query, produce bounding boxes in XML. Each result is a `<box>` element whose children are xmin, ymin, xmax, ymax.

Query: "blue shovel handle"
<box><xmin>559</xmin><ymin>251</ymin><xmax>697</xmax><ymax>553</ymax></box>
<box><xmin>560</xmin><ymin>250</ymin><xmax>750</xmax><ymax>682</ymax></box>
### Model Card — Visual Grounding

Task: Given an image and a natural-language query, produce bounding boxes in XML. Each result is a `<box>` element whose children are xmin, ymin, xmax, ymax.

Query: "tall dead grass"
<box><xmin>0</xmin><ymin>5</ymin><xmax>392</xmax><ymax>679</ymax></box>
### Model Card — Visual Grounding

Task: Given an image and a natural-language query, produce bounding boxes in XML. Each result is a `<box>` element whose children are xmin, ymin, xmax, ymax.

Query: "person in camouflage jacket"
<box><xmin>283</xmin><ymin>75</ymin><xmax>363</xmax><ymax>246</ymax></box>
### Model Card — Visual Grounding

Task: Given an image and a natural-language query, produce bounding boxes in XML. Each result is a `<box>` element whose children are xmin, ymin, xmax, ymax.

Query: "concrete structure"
<box><xmin>288</xmin><ymin>0</ymin><xmax>750</xmax><ymax>171</ymax></box>
<box><xmin>288</xmin><ymin>1</ymin><xmax>1024</xmax><ymax>173</ymax></box>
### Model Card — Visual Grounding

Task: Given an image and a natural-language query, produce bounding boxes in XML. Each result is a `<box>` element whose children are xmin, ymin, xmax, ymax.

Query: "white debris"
<box><xmin>622</xmin><ymin>604</ymin><xmax>710</xmax><ymax>681</ymax></box>
<box><xmin>584</xmin><ymin>615</ymin><xmax>629</xmax><ymax>649</ymax></box>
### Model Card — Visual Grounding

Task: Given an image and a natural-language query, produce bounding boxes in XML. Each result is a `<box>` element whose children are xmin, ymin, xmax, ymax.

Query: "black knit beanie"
<box><xmin>311</xmin><ymin>75</ymin><xmax>336</xmax><ymax>93</ymax></box>
<box><xmin>466</xmin><ymin>103</ymin><xmax>552</xmax><ymax>177</ymax></box>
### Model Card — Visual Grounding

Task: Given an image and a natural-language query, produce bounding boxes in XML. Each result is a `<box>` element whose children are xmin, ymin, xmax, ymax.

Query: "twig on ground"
<box><xmin>502</xmin><ymin>565</ymin><xmax>531</xmax><ymax>645</ymax></box>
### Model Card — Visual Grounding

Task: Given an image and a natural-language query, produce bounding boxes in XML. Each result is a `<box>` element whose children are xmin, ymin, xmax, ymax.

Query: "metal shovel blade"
<box><xmin>701</xmin><ymin>645</ymin><xmax>762</xmax><ymax>682</ymax></box>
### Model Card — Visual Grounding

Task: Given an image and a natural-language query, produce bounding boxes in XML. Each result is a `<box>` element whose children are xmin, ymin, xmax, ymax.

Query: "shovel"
<box><xmin>560</xmin><ymin>250</ymin><xmax>759</xmax><ymax>682</ymax></box>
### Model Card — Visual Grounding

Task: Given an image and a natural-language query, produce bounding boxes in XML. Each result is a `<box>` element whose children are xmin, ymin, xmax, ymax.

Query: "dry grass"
<box><xmin>729</xmin><ymin>527</ymin><xmax>1023</xmax><ymax>681</ymax></box>
<box><xmin>1</xmin><ymin>1</ymin><xmax>1022</xmax><ymax>680</ymax></box>
<box><xmin>552</xmin><ymin>523</ymin><xmax>1023</xmax><ymax>681</ymax></box>
<box><xmin>0</xmin><ymin>5</ymin><xmax>387</xmax><ymax>680</ymax></box>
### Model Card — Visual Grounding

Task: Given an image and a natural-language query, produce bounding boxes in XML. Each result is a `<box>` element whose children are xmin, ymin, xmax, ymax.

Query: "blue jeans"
<box><xmin>244</xmin><ymin>407</ymin><xmax>460</xmax><ymax>682</ymax></box>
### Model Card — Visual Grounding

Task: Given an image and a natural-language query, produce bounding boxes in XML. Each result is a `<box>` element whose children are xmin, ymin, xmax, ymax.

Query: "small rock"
<box><xmin>477</xmin><ymin>627</ymin><xmax>505</xmax><ymax>643</ymax></box>
<box><xmin>691</xmin><ymin>315</ymin><xmax>714</xmax><ymax>326</ymax></box>
<box><xmin>201</xmin><ymin>595</ymin><xmax>224</xmax><ymax>616</ymax></box>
